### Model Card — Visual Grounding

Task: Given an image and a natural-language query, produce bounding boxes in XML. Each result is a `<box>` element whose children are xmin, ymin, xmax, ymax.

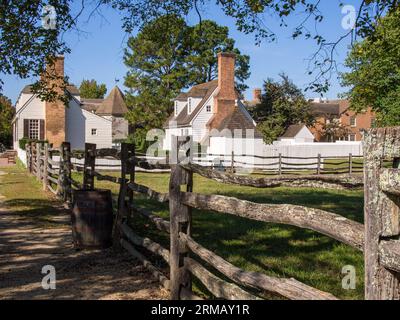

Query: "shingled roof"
<box><xmin>281</xmin><ymin>124</ymin><xmax>306</xmax><ymax>138</ymax></box>
<box><xmin>96</xmin><ymin>86</ymin><xmax>128</xmax><ymax>116</ymax></box>
<box><xmin>164</xmin><ymin>80</ymin><xmax>219</xmax><ymax>128</ymax></box>
<box><xmin>22</xmin><ymin>84</ymin><xmax>80</xmax><ymax>96</ymax></box>
<box><xmin>213</xmin><ymin>106</ymin><xmax>263</xmax><ymax>138</ymax></box>
<box><xmin>310</xmin><ymin>102</ymin><xmax>341</xmax><ymax>116</ymax></box>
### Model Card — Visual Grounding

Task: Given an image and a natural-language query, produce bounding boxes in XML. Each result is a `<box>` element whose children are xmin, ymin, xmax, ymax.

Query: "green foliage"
<box><xmin>79</xmin><ymin>79</ymin><xmax>107</xmax><ymax>99</ymax></box>
<box><xmin>124</xmin><ymin>15</ymin><xmax>251</xmax><ymax>146</ymax></box>
<box><xmin>188</xmin><ymin>20</ymin><xmax>250</xmax><ymax>92</ymax></box>
<box><xmin>0</xmin><ymin>95</ymin><xmax>15</xmax><ymax>147</ymax></box>
<box><xmin>19</xmin><ymin>138</ymin><xmax>48</xmax><ymax>150</ymax></box>
<box><xmin>251</xmin><ymin>74</ymin><xmax>314</xmax><ymax>144</ymax></box>
<box><xmin>0</xmin><ymin>1</ymin><xmax>72</xmax><ymax>98</ymax></box>
<box><xmin>341</xmin><ymin>9</ymin><xmax>400</xmax><ymax>126</ymax></box>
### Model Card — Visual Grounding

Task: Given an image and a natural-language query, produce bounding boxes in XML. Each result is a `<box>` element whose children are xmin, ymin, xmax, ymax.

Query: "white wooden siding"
<box><xmin>14</xmin><ymin>95</ymin><xmax>45</xmax><ymax>148</ymax></box>
<box><xmin>66</xmin><ymin>99</ymin><xmax>112</xmax><ymax>150</ymax></box>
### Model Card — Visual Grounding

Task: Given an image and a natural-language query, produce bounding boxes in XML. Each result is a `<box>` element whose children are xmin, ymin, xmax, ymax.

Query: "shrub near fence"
<box><xmin>24</xmin><ymin>126</ymin><xmax>400</xmax><ymax>300</ymax></box>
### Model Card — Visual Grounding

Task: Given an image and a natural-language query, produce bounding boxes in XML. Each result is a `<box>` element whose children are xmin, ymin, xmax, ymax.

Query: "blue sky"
<box><xmin>2</xmin><ymin>0</ymin><xmax>361</xmax><ymax>104</ymax></box>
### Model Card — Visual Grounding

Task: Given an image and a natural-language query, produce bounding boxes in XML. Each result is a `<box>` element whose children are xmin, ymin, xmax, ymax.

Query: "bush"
<box><xmin>19</xmin><ymin>137</ymin><xmax>29</xmax><ymax>150</ymax></box>
<box><xmin>18</xmin><ymin>138</ymin><xmax>48</xmax><ymax>150</ymax></box>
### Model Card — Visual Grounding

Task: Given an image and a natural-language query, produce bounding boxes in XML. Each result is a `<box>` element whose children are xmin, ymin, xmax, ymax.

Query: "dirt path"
<box><xmin>0</xmin><ymin>169</ymin><xmax>168</xmax><ymax>300</ymax></box>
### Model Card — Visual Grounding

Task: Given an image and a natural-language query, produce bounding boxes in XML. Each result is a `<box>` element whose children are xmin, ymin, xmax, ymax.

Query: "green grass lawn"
<box><xmin>0</xmin><ymin>162</ymin><xmax>66</xmax><ymax>228</ymax></box>
<box><xmin>73</xmin><ymin>170</ymin><xmax>365</xmax><ymax>300</ymax></box>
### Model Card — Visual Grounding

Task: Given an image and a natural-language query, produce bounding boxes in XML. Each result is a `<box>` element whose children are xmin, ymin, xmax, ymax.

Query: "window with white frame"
<box><xmin>349</xmin><ymin>133</ymin><xmax>356</xmax><ymax>141</ymax></box>
<box><xmin>174</xmin><ymin>101</ymin><xmax>178</xmax><ymax>116</ymax></box>
<box><xmin>350</xmin><ymin>116</ymin><xmax>356</xmax><ymax>127</ymax></box>
<box><xmin>206</xmin><ymin>105</ymin><xmax>212</xmax><ymax>113</ymax></box>
<box><xmin>29</xmin><ymin>119</ymin><xmax>39</xmax><ymax>140</ymax></box>
<box><xmin>91</xmin><ymin>128</ymin><xmax>98</xmax><ymax>135</ymax></box>
<box><xmin>188</xmin><ymin>98</ymin><xmax>192</xmax><ymax>114</ymax></box>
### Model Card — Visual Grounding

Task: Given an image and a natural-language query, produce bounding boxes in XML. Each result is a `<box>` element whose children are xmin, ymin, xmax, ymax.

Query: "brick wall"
<box><xmin>44</xmin><ymin>56</ymin><xmax>66</xmax><ymax>147</ymax></box>
<box><xmin>208</xmin><ymin>53</ymin><xmax>237</xmax><ymax>130</ymax></box>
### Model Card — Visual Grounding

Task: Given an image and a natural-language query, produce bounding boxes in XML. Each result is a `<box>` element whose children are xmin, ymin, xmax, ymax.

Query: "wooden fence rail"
<box><xmin>23</xmin><ymin>126</ymin><xmax>400</xmax><ymax>300</ymax></box>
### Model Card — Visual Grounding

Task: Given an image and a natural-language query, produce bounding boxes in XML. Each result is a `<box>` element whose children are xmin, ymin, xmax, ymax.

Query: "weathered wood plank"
<box><xmin>121</xmin><ymin>223</ymin><xmax>170</xmax><ymax>264</ymax></box>
<box><xmin>380</xmin><ymin>168</ymin><xmax>400</xmax><ymax>196</ymax></box>
<box><xmin>131</xmin><ymin>205</ymin><xmax>171</xmax><ymax>233</ymax></box>
<box><xmin>185</xmin><ymin>257</ymin><xmax>261</xmax><ymax>300</ymax></box>
<box><xmin>379</xmin><ymin>240</ymin><xmax>400</xmax><ymax>273</ymax></box>
<box><xmin>121</xmin><ymin>239</ymin><xmax>170</xmax><ymax>290</ymax></box>
<box><xmin>83</xmin><ymin>143</ymin><xmax>96</xmax><ymax>190</ymax></box>
<box><xmin>129</xmin><ymin>157</ymin><xmax>170</xmax><ymax>170</ymax></box>
<box><xmin>181</xmin><ymin>163</ymin><xmax>363</xmax><ymax>190</ymax></box>
<box><xmin>364</xmin><ymin>127</ymin><xmax>400</xmax><ymax>299</ymax></box>
<box><xmin>128</xmin><ymin>182</ymin><xmax>169</xmax><ymax>203</ymax></box>
<box><xmin>181</xmin><ymin>192</ymin><xmax>364</xmax><ymax>251</ymax></box>
<box><xmin>96</xmin><ymin>148</ymin><xmax>121</xmax><ymax>159</ymax></box>
<box><xmin>180</xmin><ymin>233</ymin><xmax>337</xmax><ymax>300</ymax></box>
<box><xmin>169</xmin><ymin>135</ymin><xmax>193</xmax><ymax>300</ymax></box>
<box><xmin>93</xmin><ymin>171</ymin><xmax>122</xmax><ymax>184</ymax></box>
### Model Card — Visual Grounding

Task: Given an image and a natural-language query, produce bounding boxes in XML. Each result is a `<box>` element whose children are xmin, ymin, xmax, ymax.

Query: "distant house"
<box><xmin>163</xmin><ymin>53</ymin><xmax>262</xmax><ymax>151</ymax></box>
<box><xmin>309</xmin><ymin>98</ymin><xmax>375</xmax><ymax>142</ymax></box>
<box><xmin>12</xmin><ymin>56</ymin><xmax>129</xmax><ymax>150</ymax></box>
<box><xmin>277</xmin><ymin>124</ymin><xmax>315</xmax><ymax>144</ymax></box>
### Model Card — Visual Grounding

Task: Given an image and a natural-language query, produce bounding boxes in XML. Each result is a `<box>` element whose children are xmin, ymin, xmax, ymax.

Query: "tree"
<box><xmin>124</xmin><ymin>15</ymin><xmax>251</xmax><ymax>148</ymax></box>
<box><xmin>251</xmin><ymin>74</ymin><xmax>314</xmax><ymax>144</ymax></box>
<box><xmin>341</xmin><ymin>8</ymin><xmax>400</xmax><ymax>126</ymax></box>
<box><xmin>79</xmin><ymin>79</ymin><xmax>107</xmax><ymax>99</ymax></box>
<box><xmin>123</xmin><ymin>15</ymin><xmax>191</xmax><ymax>150</ymax></box>
<box><xmin>0</xmin><ymin>1</ymin><xmax>73</xmax><ymax>100</ymax></box>
<box><xmin>1</xmin><ymin>1</ymin><xmax>398</xmax><ymax>97</ymax></box>
<box><xmin>0</xmin><ymin>95</ymin><xmax>15</xmax><ymax>148</ymax></box>
<box><xmin>188</xmin><ymin>20</ymin><xmax>250</xmax><ymax>92</ymax></box>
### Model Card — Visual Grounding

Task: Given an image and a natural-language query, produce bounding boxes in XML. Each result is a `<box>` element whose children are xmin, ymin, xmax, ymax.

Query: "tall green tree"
<box><xmin>124</xmin><ymin>15</ymin><xmax>251</xmax><ymax>148</ymax></box>
<box><xmin>0</xmin><ymin>95</ymin><xmax>15</xmax><ymax>148</ymax></box>
<box><xmin>341</xmin><ymin>8</ymin><xmax>400</xmax><ymax>126</ymax></box>
<box><xmin>124</xmin><ymin>14</ymin><xmax>191</xmax><ymax>150</ymax></box>
<box><xmin>188</xmin><ymin>20</ymin><xmax>250</xmax><ymax>92</ymax></box>
<box><xmin>79</xmin><ymin>79</ymin><xmax>107</xmax><ymax>99</ymax></box>
<box><xmin>251</xmin><ymin>74</ymin><xmax>314</xmax><ymax>144</ymax></box>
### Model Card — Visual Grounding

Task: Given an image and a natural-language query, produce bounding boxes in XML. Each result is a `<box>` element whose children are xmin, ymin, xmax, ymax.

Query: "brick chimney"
<box><xmin>207</xmin><ymin>52</ymin><xmax>237</xmax><ymax>130</ymax></box>
<box><xmin>253</xmin><ymin>88</ymin><xmax>261</xmax><ymax>103</ymax></box>
<box><xmin>43</xmin><ymin>56</ymin><xmax>66</xmax><ymax>147</ymax></box>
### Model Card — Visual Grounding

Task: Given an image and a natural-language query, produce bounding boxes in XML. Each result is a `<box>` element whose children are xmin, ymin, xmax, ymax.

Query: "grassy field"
<box><xmin>0</xmin><ymin>162</ymin><xmax>66</xmax><ymax>228</ymax></box>
<box><xmin>72</xmin><ymin>170</ymin><xmax>365</xmax><ymax>300</ymax></box>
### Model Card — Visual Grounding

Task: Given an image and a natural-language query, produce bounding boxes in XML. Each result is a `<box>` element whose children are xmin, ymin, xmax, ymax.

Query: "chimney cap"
<box><xmin>217</xmin><ymin>52</ymin><xmax>236</xmax><ymax>58</ymax></box>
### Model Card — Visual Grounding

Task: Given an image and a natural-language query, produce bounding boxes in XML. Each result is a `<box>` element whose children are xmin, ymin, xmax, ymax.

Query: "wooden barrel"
<box><xmin>71</xmin><ymin>189</ymin><xmax>113</xmax><ymax>249</ymax></box>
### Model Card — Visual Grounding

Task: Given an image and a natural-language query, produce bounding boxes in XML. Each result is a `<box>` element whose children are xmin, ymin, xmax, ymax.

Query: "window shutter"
<box><xmin>40</xmin><ymin>119</ymin><xmax>45</xmax><ymax>140</ymax></box>
<box><xmin>23</xmin><ymin>119</ymin><xmax>29</xmax><ymax>138</ymax></box>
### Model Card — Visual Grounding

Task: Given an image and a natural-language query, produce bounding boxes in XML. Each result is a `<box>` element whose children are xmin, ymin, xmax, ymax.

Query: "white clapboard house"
<box><xmin>163</xmin><ymin>52</ymin><xmax>262</xmax><ymax>152</ymax></box>
<box><xmin>12</xmin><ymin>56</ymin><xmax>129</xmax><ymax>150</ymax></box>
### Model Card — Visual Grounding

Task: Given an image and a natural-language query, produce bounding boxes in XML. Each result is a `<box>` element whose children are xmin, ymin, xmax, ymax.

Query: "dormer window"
<box><xmin>206</xmin><ymin>105</ymin><xmax>212</xmax><ymax>113</ymax></box>
<box><xmin>188</xmin><ymin>98</ymin><xmax>192</xmax><ymax>114</ymax></box>
<box><xmin>174</xmin><ymin>101</ymin><xmax>178</xmax><ymax>116</ymax></box>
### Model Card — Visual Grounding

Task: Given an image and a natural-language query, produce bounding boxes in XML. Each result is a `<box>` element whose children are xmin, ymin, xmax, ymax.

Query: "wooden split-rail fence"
<box><xmin>24</xmin><ymin>127</ymin><xmax>400</xmax><ymax>300</ymax></box>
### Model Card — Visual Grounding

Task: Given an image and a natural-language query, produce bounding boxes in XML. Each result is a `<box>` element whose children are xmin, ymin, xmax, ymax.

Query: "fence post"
<box><xmin>113</xmin><ymin>142</ymin><xmax>135</xmax><ymax>245</ymax></box>
<box><xmin>230</xmin><ymin>151</ymin><xmax>234</xmax><ymax>173</ymax></box>
<box><xmin>364</xmin><ymin>127</ymin><xmax>400</xmax><ymax>299</ymax></box>
<box><xmin>36</xmin><ymin>142</ymin><xmax>41</xmax><ymax>180</ymax></box>
<box><xmin>25</xmin><ymin>143</ymin><xmax>30</xmax><ymax>171</ymax></box>
<box><xmin>42</xmin><ymin>143</ymin><xmax>49</xmax><ymax>191</ymax></box>
<box><xmin>317</xmin><ymin>154</ymin><xmax>321</xmax><ymax>175</ymax></box>
<box><xmin>169</xmin><ymin>135</ymin><xmax>193</xmax><ymax>300</ymax></box>
<box><xmin>29</xmin><ymin>141</ymin><xmax>35</xmax><ymax>173</ymax></box>
<box><xmin>60</xmin><ymin>142</ymin><xmax>72</xmax><ymax>204</ymax></box>
<box><xmin>83</xmin><ymin>143</ymin><xmax>96</xmax><ymax>190</ymax></box>
<box><xmin>348</xmin><ymin>153</ymin><xmax>353</xmax><ymax>175</ymax></box>
<box><xmin>278</xmin><ymin>153</ymin><xmax>282</xmax><ymax>176</ymax></box>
